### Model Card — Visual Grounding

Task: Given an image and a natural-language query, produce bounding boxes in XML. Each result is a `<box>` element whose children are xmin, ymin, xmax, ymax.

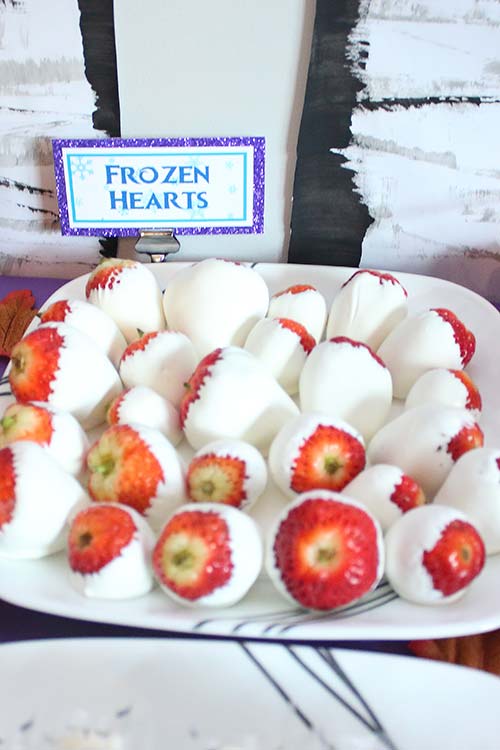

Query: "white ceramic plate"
<box><xmin>1</xmin><ymin>637</ymin><xmax>499</xmax><ymax>750</ymax></box>
<box><xmin>1</xmin><ymin>262</ymin><xmax>500</xmax><ymax>641</ymax></box>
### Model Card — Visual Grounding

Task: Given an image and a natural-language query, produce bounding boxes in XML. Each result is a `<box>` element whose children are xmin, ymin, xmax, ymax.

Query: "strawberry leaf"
<box><xmin>0</xmin><ymin>289</ymin><xmax>38</xmax><ymax>358</ymax></box>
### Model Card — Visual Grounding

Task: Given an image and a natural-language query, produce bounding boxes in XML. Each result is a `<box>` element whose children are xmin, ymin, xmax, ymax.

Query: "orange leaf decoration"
<box><xmin>409</xmin><ymin>630</ymin><xmax>500</xmax><ymax>676</ymax></box>
<box><xmin>0</xmin><ymin>289</ymin><xmax>38</xmax><ymax>358</ymax></box>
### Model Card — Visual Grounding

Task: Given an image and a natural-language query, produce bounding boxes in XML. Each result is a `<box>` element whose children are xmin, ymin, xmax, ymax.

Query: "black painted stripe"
<box><xmin>289</xmin><ymin>0</ymin><xmax>373</xmax><ymax>267</ymax></box>
<box><xmin>319</xmin><ymin>648</ymin><xmax>399</xmax><ymax>750</ymax></box>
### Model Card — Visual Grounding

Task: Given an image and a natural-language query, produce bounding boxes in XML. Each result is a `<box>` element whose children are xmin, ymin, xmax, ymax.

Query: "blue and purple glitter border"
<box><xmin>52</xmin><ymin>136</ymin><xmax>265</xmax><ymax>237</ymax></box>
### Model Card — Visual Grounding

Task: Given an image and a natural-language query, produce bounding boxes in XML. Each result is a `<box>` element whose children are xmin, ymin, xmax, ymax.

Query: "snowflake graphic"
<box><xmin>187</xmin><ymin>207</ymin><xmax>206</xmax><ymax>221</ymax></box>
<box><xmin>70</xmin><ymin>156</ymin><xmax>94</xmax><ymax>181</ymax></box>
<box><xmin>228</xmin><ymin>185</ymin><xmax>237</xmax><ymax>194</ymax></box>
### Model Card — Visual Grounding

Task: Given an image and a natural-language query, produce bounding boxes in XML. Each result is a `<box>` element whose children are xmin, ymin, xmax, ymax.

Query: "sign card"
<box><xmin>52</xmin><ymin>137</ymin><xmax>265</xmax><ymax>236</ymax></box>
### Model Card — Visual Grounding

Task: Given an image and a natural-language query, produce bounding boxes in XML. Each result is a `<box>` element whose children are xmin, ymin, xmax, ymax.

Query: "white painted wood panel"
<box><xmin>114</xmin><ymin>0</ymin><xmax>315</xmax><ymax>264</ymax></box>
<box><xmin>341</xmin><ymin>0</ymin><xmax>500</xmax><ymax>299</ymax></box>
<box><xmin>0</xmin><ymin>0</ymin><xmax>101</xmax><ymax>278</ymax></box>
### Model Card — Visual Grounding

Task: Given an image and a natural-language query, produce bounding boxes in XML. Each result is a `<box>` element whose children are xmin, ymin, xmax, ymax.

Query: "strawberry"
<box><xmin>0</xmin><ymin>402</ymin><xmax>53</xmax><ymax>448</ymax></box>
<box><xmin>291</xmin><ymin>424</ymin><xmax>365</xmax><ymax>493</ymax></box>
<box><xmin>9</xmin><ymin>326</ymin><xmax>63</xmax><ymax>403</ymax></box>
<box><xmin>118</xmin><ymin>329</ymin><xmax>197</xmax><ymax>408</ymax></box>
<box><xmin>273</xmin><ymin>284</ymin><xmax>317</xmax><ymax>296</ymax></box>
<box><xmin>446</xmin><ymin>423</ymin><xmax>484</xmax><ymax>462</ymax></box>
<box><xmin>39</xmin><ymin>299</ymin><xmax>71</xmax><ymax>323</ymax></box>
<box><xmin>268</xmin><ymin>284</ymin><xmax>327</xmax><ymax>343</ymax></box>
<box><xmin>153</xmin><ymin>508</ymin><xmax>233</xmax><ymax>600</ymax></box>
<box><xmin>451</xmin><ymin>370</ymin><xmax>482</xmax><ymax>412</ymax></box>
<box><xmin>0</xmin><ymin>447</ymin><xmax>15</xmax><ymax>528</ymax></box>
<box><xmin>39</xmin><ymin>298</ymin><xmax>127</xmax><ymax>368</ymax></box>
<box><xmin>119</xmin><ymin>331</ymin><xmax>157</xmax><ymax>363</ymax></box>
<box><xmin>268</xmin><ymin>492</ymin><xmax>383</xmax><ymax>610</ymax></box>
<box><xmin>186</xmin><ymin>454</ymin><xmax>247</xmax><ymax>507</ymax></box>
<box><xmin>87</xmin><ymin>424</ymin><xmax>165</xmax><ymax>513</ymax></box>
<box><xmin>391</xmin><ymin>474</ymin><xmax>426</xmax><ymax>513</ymax></box>
<box><xmin>341</xmin><ymin>269</ymin><xmax>408</xmax><ymax>296</ymax></box>
<box><xmin>8</xmin><ymin>322</ymin><xmax>122</xmax><ymax>429</ymax></box>
<box><xmin>432</xmin><ymin>308</ymin><xmax>476</xmax><ymax>366</ymax></box>
<box><xmin>422</xmin><ymin>519</ymin><xmax>485</xmax><ymax>597</ymax></box>
<box><xmin>275</xmin><ymin>318</ymin><xmax>315</xmax><ymax>354</ymax></box>
<box><xmin>85</xmin><ymin>258</ymin><xmax>137</xmax><ymax>295</ymax></box>
<box><xmin>86</xmin><ymin>423</ymin><xmax>184</xmax><ymax>529</ymax></box>
<box><xmin>0</xmin><ymin>442</ymin><xmax>88</xmax><ymax>558</ymax></box>
<box><xmin>68</xmin><ymin>504</ymin><xmax>136</xmax><ymax>574</ymax></box>
<box><xmin>179</xmin><ymin>348</ymin><xmax>223</xmax><ymax>429</ymax></box>
<box><xmin>85</xmin><ymin>258</ymin><xmax>166</xmax><ymax>343</ymax></box>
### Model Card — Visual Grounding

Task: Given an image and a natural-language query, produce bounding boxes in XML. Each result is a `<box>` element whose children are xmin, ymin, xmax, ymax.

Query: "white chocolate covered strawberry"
<box><xmin>67</xmin><ymin>503</ymin><xmax>156</xmax><ymax>599</ymax></box>
<box><xmin>326</xmin><ymin>269</ymin><xmax>408</xmax><ymax>350</ymax></box>
<box><xmin>405</xmin><ymin>368</ymin><xmax>482</xmax><ymax>420</ymax></box>
<box><xmin>378</xmin><ymin>308</ymin><xmax>476</xmax><ymax>399</ymax></box>
<box><xmin>107</xmin><ymin>385</ymin><xmax>182</xmax><ymax>446</ymax></box>
<box><xmin>86</xmin><ymin>423</ymin><xmax>185</xmax><ymax>530</ymax></box>
<box><xmin>343</xmin><ymin>464</ymin><xmax>426</xmax><ymax>532</ymax></box>
<box><xmin>266</xmin><ymin>491</ymin><xmax>384</xmax><ymax>610</ymax></box>
<box><xmin>8</xmin><ymin>322</ymin><xmax>122</xmax><ymax>430</ymax></box>
<box><xmin>186</xmin><ymin>439</ymin><xmax>267</xmax><ymax>511</ymax></box>
<box><xmin>162</xmin><ymin>258</ymin><xmax>269</xmax><ymax>358</ymax></box>
<box><xmin>119</xmin><ymin>330</ymin><xmax>197</xmax><ymax>408</ymax></box>
<box><xmin>85</xmin><ymin>258</ymin><xmax>166</xmax><ymax>342</ymax></box>
<box><xmin>244</xmin><ymin>317</ymin><xmax>315</xmax><ymax>394</ymax></box>
<box><xmin>39</xmin><ymin>298</ymin><xmax>127</xmax><ymax>368</ymax></box>
<box><xmin>0</xmin><ymin>401</ymin><xmax>89</xmax><ymax>476</ymax></box>
<box><xmin>0</xmin><ymin>442</ymin><xmax>89</xmax><ymax>558</ymax></box>
<box><xmin>268</xmin><ymin>412</ymin><xmax>366</xmax><ymax>498</ymax></box>
<box><xmin>385</xmin><ymin>505</ymin><xmax>485</xmax><ymax>605</ymax></box>
<box><xmin>180</xmin><ymin>347</ymin><xmax>299</xmax><ymax>454</ymax></box>
<box><xmin>299</xmin><ymin>337</ymin><xmax>393</xmax><ymax>441</ymax></box>
<box><xmin>153</xmin><ymin>503</ymin><xmax>263</xmax><ymax>607</ymax></box>
<box><xmin>367</xmin><ymin>404</ymin><xmax>484</xmax><ymax>499</ymax></box>
<box><xmin>267</xmin><ymin>284</ymin><xmax>327</xmax><ymax>343</ymax></box>
<box><xmin>434</xmin><ymin>448</ymin><xmax>500</xmax><ymax>554</ymax></box>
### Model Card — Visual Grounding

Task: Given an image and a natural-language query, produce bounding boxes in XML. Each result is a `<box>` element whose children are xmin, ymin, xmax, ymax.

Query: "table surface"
<box><xmin>0</xmin><ymin>273</ymin><xmax>414</xmax><ymax>656</ymax></box>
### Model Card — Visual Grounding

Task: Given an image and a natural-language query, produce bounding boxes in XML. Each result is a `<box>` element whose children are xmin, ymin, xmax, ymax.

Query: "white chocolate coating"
<box><xmin>434</xmin><ymin>448</ymin><xmax>500</xmax><ymax>554</ymax></box>
<box><xmin>367</xmin><ymin>404</ymin><xmax>480</xmax><ymax>499</ymax></box>
<box><xmin>68</xmin><ymin>504</ymin><xmax>156</xmax><ymax>599</ymax></box>
<box><xmin>0</xmin><ymin>442</ymin><xmax>89</xmax><ymax>559</ymax></box>
<box><xmin>111</xmin><ymin>386</ymin><xmax>182</xmax><ymax>446</ymax></box>
<box><xmin>162</xmin><ymin>259</ymin><xmax>269</xmax><ymax>358</ymax></box>
<box><xmin>405</xmin><ymin>368</ymin><xmax>481</xmax><ymax>419</ymax></box>
<box><xmin>190</xmin><ymin>438</ymin><xmax>268</xmax><ymax>511</ymax></box>
<box><xmin>119</xmin><ymin>331</ymin><xmax>197</xmax><ymax>408</ymax></box>
<box><xmin>156</xmin><ymin>502</ymin><xmax>263</xmax><ymax>607</ymax></box>
<box><xmin>33</xmin><ymin>322</ymin><xmax>123</xmax><ymax>430</ymax></box>
<box><xmin>86</xmin><ymin>261</ymin><xmax>166</xmax><ymax>343</ymax></box>
<box><xmin>268</xmin><ymin>412</ymin><xmax>364</xmax><ymax>498</ymax></box>
<box><xmin>244</xmin><ymin>317</ymin><xmax>310</xmax><ymax>394</ymax></box>
<box><xmin>299</xmin><ymin>338</ymin><xmax>393</xmax><ymax>441</ymax></box>
<box><xmin>343</xmin><ymin>464</ymin><xmax>412</xmax><ymax>532</ymax></box>
<box><xmin>327</xmin><ymin>270</ymin><xmax>408</xmax><ymax>350</ymax></box>
<box><xmin>267</xmin><ymin>287</ymin><xmax>327</xmax><ymax>342</ymax></box>
<box><xmin>35</xmin><ymin>402</ymin><xmax>89</xmax><ymax>476</ymax></box>
<box><xmin>183</xmin><ymin>347</ymin><xmax>299</xmax><ymax>455</ymax></box>
<box><xmin>384</xmin><ymin>504</ymin><xmax>477</xmax><ymax>604</ymax></box>
<box><xmin>378</xmin><ymin>310</ymin><xmax>464</xmax><ymax>399</ymax></box>
<box><xmin>266</xmin><ymin>490</ymin><xmax>385</xmax><ymax>608</ymax></box>
<box><xmin>41</xmin><ymin>298</ymin><xmax>128</xmax><ymax>368</ymax></box>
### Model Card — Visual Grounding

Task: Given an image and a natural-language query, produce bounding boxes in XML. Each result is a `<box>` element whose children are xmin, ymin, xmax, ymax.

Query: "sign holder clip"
<box><xmin>135</xmin><ymin>230</ymin><xmax>180</xmax><ymax>263</ymax></box>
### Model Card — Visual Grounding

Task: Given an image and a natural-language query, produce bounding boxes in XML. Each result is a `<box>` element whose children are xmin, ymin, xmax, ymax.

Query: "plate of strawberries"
<box><xmin>0</xmin><ymin>257</ymin><xmax>500</xmax><ymax>640</ymax></box>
